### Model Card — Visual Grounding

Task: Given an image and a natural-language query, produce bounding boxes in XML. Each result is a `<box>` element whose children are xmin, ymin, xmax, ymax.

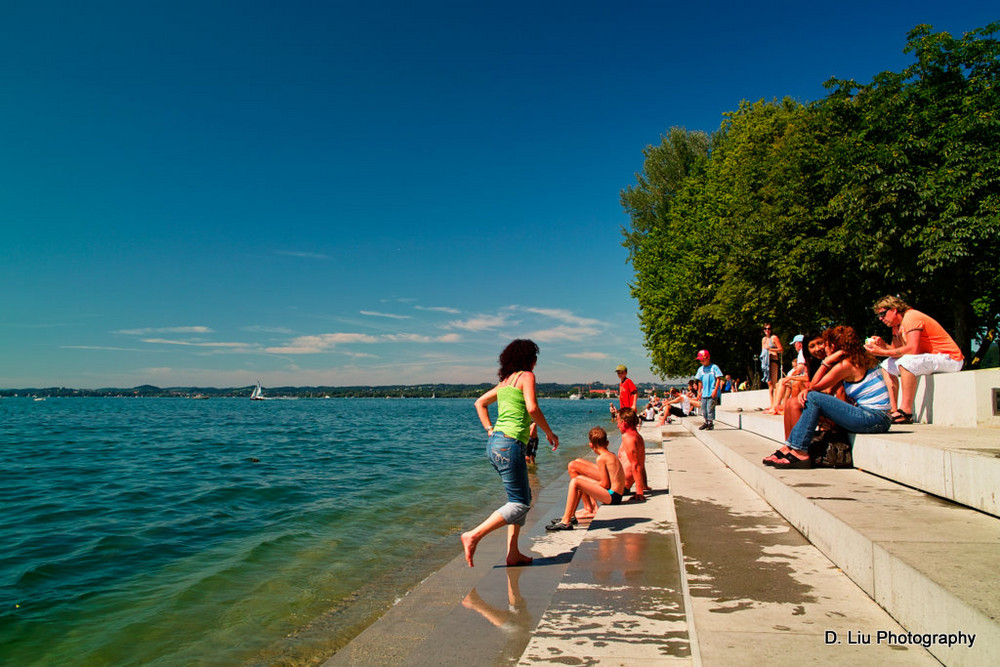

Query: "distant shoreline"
<box><xmin>1</xmin><ymin>381</ymin><xmax>686</xmax><ymax>400</ymax></box>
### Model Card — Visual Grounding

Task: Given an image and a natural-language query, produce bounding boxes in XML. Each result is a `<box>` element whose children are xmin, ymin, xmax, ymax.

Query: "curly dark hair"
<box><xmin>823</xmin><ymin>325</ymin><xmax>877</xmax><ymax>370</ymax></box>
<box><xmin>498</xmin><ymin>339</ymin><xmax>539</xmax><ymax>381</ymax></box>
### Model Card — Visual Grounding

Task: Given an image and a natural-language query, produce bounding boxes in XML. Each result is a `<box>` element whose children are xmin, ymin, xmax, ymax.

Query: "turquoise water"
<box><xmin>0</xmin><ymin>397</ymin><xmax>607</xmax><ymax>665</ymax></box>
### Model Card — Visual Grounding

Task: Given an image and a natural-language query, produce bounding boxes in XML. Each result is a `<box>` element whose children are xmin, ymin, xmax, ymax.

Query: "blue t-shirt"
<box><xmin>696</xmin><ymin>364</ymin><xmax>723</xmax><ymax>398</ymax></box>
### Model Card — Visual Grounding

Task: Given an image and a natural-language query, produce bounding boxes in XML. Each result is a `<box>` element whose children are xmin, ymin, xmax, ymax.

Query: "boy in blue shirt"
<box><xmin>695</xmin><ymin>350</ymin><xmax>724</xmax><ymax>430</ymax></box>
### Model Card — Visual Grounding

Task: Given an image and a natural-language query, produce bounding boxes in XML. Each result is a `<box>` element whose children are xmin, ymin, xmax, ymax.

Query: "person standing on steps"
<box><xmin>695</xmin><ymin>350</ymin><xmax>724</xmax><ymax>430</ymax></box>
<box><xmin>761</xmin><ymin>323</ymin><xmax>783</xmax><ymax>402</ymax></box>
<box><xmin>461</xmin><ymin>339</ymin><xmax>558</xmax><ymax>568</ymax></box>
<box><xmin>610</xmin><ymin>364</ymin><xmax>637</xmax><ymax>420</ymax></box>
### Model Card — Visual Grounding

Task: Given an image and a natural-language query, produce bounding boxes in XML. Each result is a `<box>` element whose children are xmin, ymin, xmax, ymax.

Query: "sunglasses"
<box><xmin>876</xmin><ymin>309</ymin><xmax>889</xmax><ymax>319</ymax></box>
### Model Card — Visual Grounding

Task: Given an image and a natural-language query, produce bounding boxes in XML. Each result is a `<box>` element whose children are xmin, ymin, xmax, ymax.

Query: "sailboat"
<box><xmin>250</xmin><ymin>380</ymin><xmax>265</xmax><ymax>401</ymax></box>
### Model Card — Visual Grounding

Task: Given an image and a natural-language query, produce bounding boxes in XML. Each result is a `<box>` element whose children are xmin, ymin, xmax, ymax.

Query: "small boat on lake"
<box><xmin>250</xmin><ymin>381</ymin><xmax>265</xmax><ymax>401</ymax></box>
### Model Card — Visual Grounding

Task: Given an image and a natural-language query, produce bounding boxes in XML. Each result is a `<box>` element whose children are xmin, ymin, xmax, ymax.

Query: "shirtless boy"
<box><xmin>615</xmin><ymin>408</ymin><xmax>650</xmax><ymax>501</ymax></box>
<box><xmin>546</xmin><ymin>426</ymin><xmax>627</xmax><ymax>531</ymax></box>
<box><xmin>564</xmin><ymin>408</ymin><xmax>649</xmax><ymax>518</ymax></box>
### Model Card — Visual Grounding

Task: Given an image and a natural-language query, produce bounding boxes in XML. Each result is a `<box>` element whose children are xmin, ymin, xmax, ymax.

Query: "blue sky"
<box><xmin>1</xmin><ymin>1</ymin><xmax>994</xmax><ymax>389</ymax></box>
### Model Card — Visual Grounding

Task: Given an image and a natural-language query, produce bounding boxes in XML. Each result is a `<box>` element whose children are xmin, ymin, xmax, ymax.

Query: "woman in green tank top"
<box><xmin>460</xmin><ymin>339</ymin><xmax>559</xmax><ymax>568</ymax></box>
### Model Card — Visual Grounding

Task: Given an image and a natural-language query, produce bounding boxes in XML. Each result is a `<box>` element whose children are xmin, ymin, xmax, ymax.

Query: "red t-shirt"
<box><xmin>619</xmin><ymin>378</ymin><xmax>637</xmax><ymax>410</ymax></box>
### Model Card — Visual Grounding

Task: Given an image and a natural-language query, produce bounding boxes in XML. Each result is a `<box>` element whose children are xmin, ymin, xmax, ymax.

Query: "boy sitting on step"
<box><xmin>546</xmin><ymin>426</ymin><xmax>627</xmax><ymax>531</ymax></box>
<box><xmin>615</xmin><ymin>408</ymin><xmax>650</xmax><ymax>501</ymax></box>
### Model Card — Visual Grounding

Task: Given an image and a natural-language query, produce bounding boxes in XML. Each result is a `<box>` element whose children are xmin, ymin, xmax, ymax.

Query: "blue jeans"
<box><xmin>488</xmin><ymin>432</ymin><xmax>531</xmax><ymax>525</ymax></box>
<box><xmin>787</xmin><ymin>391</ymin><xmax>891</xmax><ymax>452</ymax></box>
<box><xmin>702</xmin><ymin>396</ymin><xmax>717</xmax><ymax>421</ymax></box>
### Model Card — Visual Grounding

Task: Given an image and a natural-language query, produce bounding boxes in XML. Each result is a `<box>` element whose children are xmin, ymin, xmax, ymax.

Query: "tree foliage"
<box><xmin>624</xmin><ymin>22</ymin><xmax>1000</xmax><ymax>380</ymax></box>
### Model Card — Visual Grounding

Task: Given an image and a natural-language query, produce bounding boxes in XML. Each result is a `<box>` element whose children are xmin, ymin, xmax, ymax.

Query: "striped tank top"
<box><xmin>844</xmin><ymin>367</ymin><xmax>891</xmax><ymax>411</ymax></box>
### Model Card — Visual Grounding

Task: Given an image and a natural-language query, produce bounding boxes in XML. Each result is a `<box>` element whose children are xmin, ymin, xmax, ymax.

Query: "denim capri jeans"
<box><xmin>487</xmin><ymin>431</ymin><xmax>531</xmax><ymax>525</ymax></box>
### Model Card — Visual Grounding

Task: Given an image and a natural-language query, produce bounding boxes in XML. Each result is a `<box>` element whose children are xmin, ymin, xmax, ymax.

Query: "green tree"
<box><xmin>623</xmin><ymin>22</ymin><xmax>1000</xmax><ymax>377</ymax></box>
<box><xmin>621</xmin><ymin>128</ymin><xmax>719</xmax><ymax>377</ymax></box>
<box><xmin>823</xmin><ymin>22</ymin><xmax>1000</xmax><ymax>357</ymax></box>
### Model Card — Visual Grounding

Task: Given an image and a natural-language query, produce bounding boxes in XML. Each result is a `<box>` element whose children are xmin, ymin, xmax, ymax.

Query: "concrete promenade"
<box><xmin>324</xmin><ymin>407</ymin><xmax>996</xmax><ymax>665</ymax></box>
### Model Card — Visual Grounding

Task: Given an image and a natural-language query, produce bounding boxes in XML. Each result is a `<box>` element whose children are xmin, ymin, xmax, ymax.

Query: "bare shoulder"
<box><xmin>513</xmin><ymin>370</ymin><xmax>536</xmax><ymax>389</ymax></box>
<box><xmin>621</xmin><ymin>430</ymin><xmax>641</xmax><ymax>448</ymax></box>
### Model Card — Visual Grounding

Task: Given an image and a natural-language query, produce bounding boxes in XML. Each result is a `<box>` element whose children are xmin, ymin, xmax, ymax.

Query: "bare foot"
<box><xmin>461</xmin><ymin>532</ymin><xmax>477</xmax><ymax>567</ymax></box>
<box><xmin>576</xmin><ymin>510</ymin><xmax>596</xmax><ymax>520</ymax></box>
<box><xmin>506</xmin><ymin>552</ymin><xmax>533</xmax><ymax>567</ymax></box>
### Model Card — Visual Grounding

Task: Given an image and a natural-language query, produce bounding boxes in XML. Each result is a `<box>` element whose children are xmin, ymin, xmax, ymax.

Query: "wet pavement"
<box><xmin>326</xmin><ymin>419</ymin><xmax>941</xmax><ymax>666</ymax></box>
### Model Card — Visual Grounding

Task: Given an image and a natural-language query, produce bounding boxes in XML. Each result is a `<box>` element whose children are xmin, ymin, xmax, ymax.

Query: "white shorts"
<box><xmin>882</xmin><ymin>354</ymin><xmax>964</xmax><ymax>377</ymax></box>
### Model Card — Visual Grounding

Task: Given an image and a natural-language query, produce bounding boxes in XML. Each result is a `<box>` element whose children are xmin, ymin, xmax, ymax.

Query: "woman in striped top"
<box><xmin>768</xmin><ymin>326</ymin><xmax>892</xmax><ymax>469</ymax></box>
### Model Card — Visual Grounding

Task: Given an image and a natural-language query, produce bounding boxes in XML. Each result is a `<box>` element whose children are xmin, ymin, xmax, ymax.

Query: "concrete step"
<box><xmin>682</xmin><ymin>419</ymin><xmax>1000</xmax><ymax>667</ymax></box>
<box><xmin>718</xmin><ymin>368</ymin><xmax>1000</xmax><ymax>429</ymax></box>
<box><xmin>715</xmin><ymin>409</ymin><xmax>1000</xmax><ymax>519</ymax></box>
<box><xmin>664</xmin><ymin>424</ymin><xmax>936</xmax><ymax>665</ymax></box>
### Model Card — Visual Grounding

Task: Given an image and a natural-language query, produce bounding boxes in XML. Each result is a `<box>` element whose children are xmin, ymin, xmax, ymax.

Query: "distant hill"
<box><xmin>1</xmin><ymin>381</ymin><xmax>685</xmax><ymax>399</ymax></box>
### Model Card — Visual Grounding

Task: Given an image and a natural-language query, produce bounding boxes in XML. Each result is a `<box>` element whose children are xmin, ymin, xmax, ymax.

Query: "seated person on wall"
<box><xmin>764</xmin><ymin>325</ymin><xmax>892</xmax><ymax>468</ymax></box>
<box><xmin>779</xmin><ymin>330</ymin><xmax>844</xmax><ymax>441</ymax></box>
<box><xmin>665</xmin><ymin>387</ymin><xmax>692</xmax><ymax>419</ymax></box>
<box><xmin>865</xmin><ymin>295</ymin><xmax>964</xmax><ymax>425</ymax></box>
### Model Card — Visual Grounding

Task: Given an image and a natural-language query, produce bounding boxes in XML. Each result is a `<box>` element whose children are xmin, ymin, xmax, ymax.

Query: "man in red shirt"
<box><xmin>866</xmin><ymin>295</ymin><xmax>964</xmax><ymax>424</ymax></box>
<box><xmin>610</xmin><ymin>364</ymin><xmax>637</xmax><ymax>419</ymax></box>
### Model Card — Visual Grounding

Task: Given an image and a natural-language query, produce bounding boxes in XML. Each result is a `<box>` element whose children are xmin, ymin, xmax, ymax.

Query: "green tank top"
<box><xmin>493</xmin><ymin>373</ymin><xmax>531</xmax><ymax>445</ymax></box>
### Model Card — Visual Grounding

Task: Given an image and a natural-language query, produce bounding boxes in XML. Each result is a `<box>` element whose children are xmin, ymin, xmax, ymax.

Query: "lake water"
<box><xmin>0</xmin><ymin>397</ymin><xmax>610</xmax><ymax>664</ymax></box>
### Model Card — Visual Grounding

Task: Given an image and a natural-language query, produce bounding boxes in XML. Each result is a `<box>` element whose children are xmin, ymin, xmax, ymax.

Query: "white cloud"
<box><xmin>383</xmin><ymin>333</ymin><xmax>462</xmax><ymax>343</ymax></box>
<box><xmin>138</xmin><ymin>367</ymin><xmax>176</xmax><ymax>375</ymax></box>
<box><xmin>447</xmin><ymin>314</ymin><xmax>511</xmax><ymax>331</ymax></box>
<box><xmin>523</xmin><ymin>307</ymin><xmax>602</xmax><ymax>327</ymax></box>
<box><xmin>415</xmin><ymin>305</ymin><xmax>461</xmax><ymax>314</ymax></box>
<box><xmin>523</xmin><ymin>325</ymin><xmax>600</xmax><ymax>343</ymax></box>
<box><xmin>360</xmin><ymin>310</ymin><xmax>412</xmax><ymax>320</ymax></box>
<box><xmin>242</xmin><ymin>325</ymin><xmax>296</xmax><ymax>334</ymax></box>
<box><xmin>114</xmin><ymin>326</ymin><xmax>214</xmax><ymax>335</ymax></box>
<box><xmin>142</xmin><ymin>338</ymin><xmax>253</xmax><ymax>348</ymax></box>
<box><xmin>565</xmin><ymin>351</ymin><xmax>609</xmax><ymax>359</ymax></box>
<box><xmin>275</xmin><ymin>250</ymin><xmax>331</xmax><ymax>260</ymax></box>
<box><xmin>61</xmin><ymin>345</ymin><xmax>149</xmax><ymax>352</ymax></box>
<box><xmin>265</xmin><ymin>331</ymin><xmax>461</xmax><ymax>354</ymax></box>
<box><xmin>266</xmin><ymin>333</ymin><xmax>379</xmax><ymax>354</ymax></box>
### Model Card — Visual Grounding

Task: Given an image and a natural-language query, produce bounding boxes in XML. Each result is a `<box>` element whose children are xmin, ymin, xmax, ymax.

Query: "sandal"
<box><xmin>772</xmin><ymin>453</ymin><xmax>813</xmax><ymax>469</ymax></box>
<box><xmin>549</xmin><ymin>516</ymin><xmax>578</xmax><ymax>525</ymax></box>
<box><xmin>545</xmin><ymin>521</ymin><xmax>573</xmax><ymax>531</ymax></box>
<box><xmin>891</xmin><ymin>410</ymin><xmax>913</xmax><ymax>424</ymax></box>
<box><xmin>762</xmin><ymin>450</ymin><xmax>792</xmax><ymax>466</ymax></box>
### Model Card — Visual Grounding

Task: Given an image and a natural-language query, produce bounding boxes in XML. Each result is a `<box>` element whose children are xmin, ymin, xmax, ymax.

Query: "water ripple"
<box><xmin>0</xmin><ymin>397</ymin><xmax>606</xmax><ymax>663</ymax></box>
